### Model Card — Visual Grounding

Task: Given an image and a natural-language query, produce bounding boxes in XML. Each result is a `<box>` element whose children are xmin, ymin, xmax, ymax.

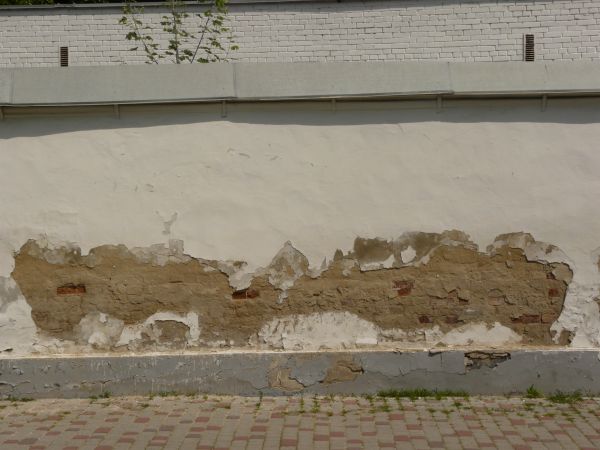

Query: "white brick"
<box><xmin>0</xmin><ymin>0</ymin><xmax>599</xmax><ymax>67</ymax></box>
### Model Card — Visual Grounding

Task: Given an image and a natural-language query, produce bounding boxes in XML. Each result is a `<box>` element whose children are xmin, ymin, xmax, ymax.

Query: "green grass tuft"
<box><xmin>378</xmin><ymin>389</ymin><xmax>469</xmax><ymax>400</ymax></box>
<box><xmin>525</xmin><ymin>385</ymin><xmax>543</xmax><ymax>399</ymax></box>
<box><xmin>547</xmin><ymin>390</ymin><xmax>583</xmax><ymax>404</ymax></box>
<box><xmin>157</xmin><ymin>391</ymin><xmax>179</xmax><ymax>398</ymax></box>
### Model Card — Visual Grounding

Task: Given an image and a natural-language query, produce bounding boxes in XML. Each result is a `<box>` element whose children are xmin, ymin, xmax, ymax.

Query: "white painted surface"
<box><xmin>1</xmin><ymin>0</ymin><xmax>600</xmax><ymax>67</ymax></box>
<box><xmin>1</xmin><ymin>99</ymin><xmax>600</xmax><ymax>353</ymax></box>
<box><xmin>257</xmin><ymin>312</ymin><xmax>522</xmax><ymax>351</ymax></box>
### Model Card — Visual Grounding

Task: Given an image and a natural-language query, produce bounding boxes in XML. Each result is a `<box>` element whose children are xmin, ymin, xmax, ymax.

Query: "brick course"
<box><xmin>0</xmin><ymin>0</ymin><xmax>599</xmax><ymax>67</ymax></box>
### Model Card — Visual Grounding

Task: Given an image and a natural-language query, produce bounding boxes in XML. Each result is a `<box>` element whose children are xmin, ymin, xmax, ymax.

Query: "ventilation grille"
<box><xmin>524</xmin><ymin>34</ymin><xmax>535</xmax><ymax>62</ymax></box>
<box><xmin>59</xmin><ymin>46</ymin><xmax>69</xmax><ymax>67</ymax></box>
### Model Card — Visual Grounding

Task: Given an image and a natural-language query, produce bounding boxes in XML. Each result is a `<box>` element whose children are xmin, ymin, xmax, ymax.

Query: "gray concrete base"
<box><xmin>1</xmin><ymin>350</ymin><xmax>599</xmax><ymax>399</ymax></box>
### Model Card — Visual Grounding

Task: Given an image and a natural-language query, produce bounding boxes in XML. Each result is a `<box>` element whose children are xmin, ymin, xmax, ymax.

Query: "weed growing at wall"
<box><xmin>120</xmin><ymin>0</ymin><xmax>238</xmax><ymax>64</ymax></box>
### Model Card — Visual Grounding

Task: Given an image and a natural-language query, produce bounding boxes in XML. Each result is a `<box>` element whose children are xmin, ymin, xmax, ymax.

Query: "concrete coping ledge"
<box><xmin>1</xmin><ymin>62</ymin><xmax>600</xmax><ymax>108</ymax></box>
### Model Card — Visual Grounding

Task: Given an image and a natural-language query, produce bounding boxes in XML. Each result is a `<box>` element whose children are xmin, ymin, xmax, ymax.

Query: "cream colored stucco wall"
<box><xmin>1</xmin><ymin>99</ymin><xmax>599</xmax><ymax>354</ymax></box>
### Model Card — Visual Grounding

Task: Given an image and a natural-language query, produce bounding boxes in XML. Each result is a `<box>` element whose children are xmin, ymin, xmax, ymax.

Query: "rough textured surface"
<box><xmin>1</xmin><ymin>350</ymin><xmax>600</xmax><ymax>398</ymax></box>
<box><xmin>11</xmin><ymin>231</ymin><xmax>570</xmax><ymax>351</ymax></box>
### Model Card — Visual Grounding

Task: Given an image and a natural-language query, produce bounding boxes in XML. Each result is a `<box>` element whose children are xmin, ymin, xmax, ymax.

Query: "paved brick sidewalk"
<box><xmin>1</xmin><ymin>394</ymin><xmax>599</xmax><ymax>449</ymax></box>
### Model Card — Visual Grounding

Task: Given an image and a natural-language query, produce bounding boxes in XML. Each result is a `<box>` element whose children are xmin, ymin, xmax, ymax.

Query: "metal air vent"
<box><xmin>524</xmin><ymin>34</ymin><xmax>535</xmax><ymax>62</ymax></box>
<box><xmin>60</xmin><ymin>46</ymin><xmax>69</xmax><ymax>67</ymax></box>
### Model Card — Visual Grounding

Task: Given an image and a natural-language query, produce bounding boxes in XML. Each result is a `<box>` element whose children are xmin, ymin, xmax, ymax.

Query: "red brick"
<box><xmin>394</xmin><ymin>435</ymin><xmax>410</xmax><ymax>441</ymax></box>
<box><xmin>511</xmin><ymin>314</ymin><xmax>540</xmax><ymax>324</ymax></box>
<box><xmin>393</xmin><ymin>280</ymin><xmax>414</xmax><ymax>296</ymax></box>
<box><xmin>57</xmin><ymin>284</ymin><xmax>86</xmax><ymax>295</ymax></box>
<box><xmin>445</xmin><ymin>314</ymin><xmax>460</xmax><ymax>324</ymax></box>
<box><xmin>456</xmin><ymin>430</ymin><xmax>473</xmax><ymax>436</ymax></box>
<box><xmin>232</xmin><ymin>288</ymin><xmax>259</xmax><ymax>299</ymax></box>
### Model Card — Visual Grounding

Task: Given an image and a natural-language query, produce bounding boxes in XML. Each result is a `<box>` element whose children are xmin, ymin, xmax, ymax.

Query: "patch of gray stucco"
<box><xmin>1</xmin><ymin>350</ymin><xmax>600</xmax><ymax>399</ymax></box>
<box><xmin>0</xmin><ymin>276</ymin><xmax>20</xmax><ymax>312</ymax></box>
<box><xmin>438</xmin><ymin>351</ymin><xmax>466</xmax><ymax>374</ymax></box>
<box><xmin>359</xmin><ymin>351</ymin><xmax>456</xmax><ymax>377</ymax></box>
<box><xmin>286</xmin><ymin>354</ymin><xmax>330</xmax><ymax>386</ymax></box>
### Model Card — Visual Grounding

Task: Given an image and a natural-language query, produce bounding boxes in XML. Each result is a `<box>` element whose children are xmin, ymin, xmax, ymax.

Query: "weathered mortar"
<box><xmin>10</xmin><ymin>231</ymin><xmax>571</xmax><ymax>351</ymax></box>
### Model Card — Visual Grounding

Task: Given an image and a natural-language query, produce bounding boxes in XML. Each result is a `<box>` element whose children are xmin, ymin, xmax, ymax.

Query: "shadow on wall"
<box><xmin>1</xmin><ymin>98</ymin><xmax>600</xmax><ymax>139</ymax></box>
<box><xmin>0</xmin><ymin>0</ymin><xmax>564</xmax><ymax>16</ymax></box>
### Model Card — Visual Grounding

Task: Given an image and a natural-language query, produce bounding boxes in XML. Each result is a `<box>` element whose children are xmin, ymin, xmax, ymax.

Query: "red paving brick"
<box><xmin>0</xmin><ymin>394</ymin><xmax>599</xmax><ymax>449</ymax></box>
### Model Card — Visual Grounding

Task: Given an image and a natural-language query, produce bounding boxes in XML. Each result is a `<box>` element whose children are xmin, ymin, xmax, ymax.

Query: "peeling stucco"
<box><xmin>1</xmin><ymin>103</ymin><xmax>600</xmax><ymax>355</ymax></box>
<box><xmin>6</xmin><ymin>230</ymin><xmax>573</xmax><ymax>354</ymax></box>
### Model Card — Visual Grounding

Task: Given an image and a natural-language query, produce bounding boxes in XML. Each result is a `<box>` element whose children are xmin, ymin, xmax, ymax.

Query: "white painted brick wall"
<box><xmin>1</xmin><ymin>0</ymin><xmax>599</xmax><ymax>67</ymax></box>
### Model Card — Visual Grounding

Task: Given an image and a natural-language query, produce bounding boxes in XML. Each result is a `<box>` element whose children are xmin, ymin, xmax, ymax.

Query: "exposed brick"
<box><xmin>542</xmin><ymin>313</ymin><xmax>559</xmax><ymax>323</ymax></box>
<box><xmin>393</xmin><ymin>280</ymin><xmax>414</xmax><ymax>297</ymax></box>
<box><xmin>511</xmin><ymin>314</ymin><xmax>541</xmax><ymax>324</ymax></box>
<box><xmin>232</xmin><ymin>288</ymin><xmax>259</xmax><ymax>299</ymax></box>
<box><xmin>56</xmin><ymin>284</ymin><xmax>86</xmax><ymax>295</ymax></box>
<box><xmin>445</xmin><ymin>314</ymin><xmax>460</xmax><ymax>324</ymax></box>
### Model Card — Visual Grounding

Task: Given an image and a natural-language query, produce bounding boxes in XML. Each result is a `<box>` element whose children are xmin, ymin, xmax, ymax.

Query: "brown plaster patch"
<box><xmin>465</xmin><ymin>351</ymin><xmax>511</xmax><ymax>370</ymax></box>
<box><xmin>153</xmin><ymin>320</ymin><xmax>189</xmax><ymax>343</ymax></box>
<box><xmin>267</xmin><ymin>366</ymin><xmax>303</xmax><ymax>392</ymax></box>
<box><xmin>323</xmin><ymin>357</ymin><xmax>363</xmax><ymax>384</ymax></box>
<box><xmin>11</xmin><ymin>232</ymin><xmax>571</xmax><ymax>349</ymax></box>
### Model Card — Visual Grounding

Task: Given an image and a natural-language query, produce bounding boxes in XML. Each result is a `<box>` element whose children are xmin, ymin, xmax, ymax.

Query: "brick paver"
<box><xmin>0</xmin><ymin>394</ymin><xmax>599</xmax><ymax>449</ymax></box>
